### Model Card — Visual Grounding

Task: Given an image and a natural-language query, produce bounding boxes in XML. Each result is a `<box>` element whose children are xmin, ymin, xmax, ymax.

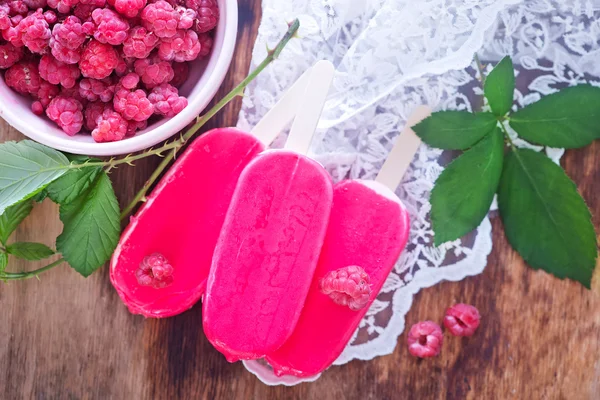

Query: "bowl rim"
<box><xmin>1</xmin><ymin>0</ymin><xmax>238</xmax><ymax>156</ymax></box>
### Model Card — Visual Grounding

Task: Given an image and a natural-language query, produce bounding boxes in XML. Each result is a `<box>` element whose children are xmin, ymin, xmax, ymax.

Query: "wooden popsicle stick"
<box><xmin>375</xmin><ymin>105</ymin><xmax>431</xmax><ymax>190</ymax></box>
<box><xmin>250</xmin><ymin>67</ymin><xmax>313</xmax><ymax>146</ymax></box>
<box><xmin>284</xmin><ymin>60</ymin><xmax>335</xmax><ymax>155</ymax></box>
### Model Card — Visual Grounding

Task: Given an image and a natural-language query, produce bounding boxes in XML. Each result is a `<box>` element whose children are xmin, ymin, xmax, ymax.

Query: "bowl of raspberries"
<box><xmin>0</xmin><ymin>0</ymin><xmax>237</xmax><ymax>155</ymax></box>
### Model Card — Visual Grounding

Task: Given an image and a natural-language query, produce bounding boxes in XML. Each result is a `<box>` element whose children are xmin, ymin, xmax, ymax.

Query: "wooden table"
<box><xmin>2</xmin><ymin>2</ymin><xmax>600</xmax><ymax>398</ymax></box>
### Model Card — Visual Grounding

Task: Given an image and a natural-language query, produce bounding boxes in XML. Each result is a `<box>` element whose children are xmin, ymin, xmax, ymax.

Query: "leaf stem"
<box><xmin>474</xmin><ymin>53</ymin><xmax>486</xmax><ymax>87</ymax></box>
<box><xmin>498</xmin><ymin>119</ymin><xmax>516</xmax><ymax>149</ymax></box>
<box><xmin>0</xmin><ymin>257</ymin><xmax>64</xmax><ymax>280</ymax></box>
<box><xmin>120</xmin><ymin>19</ymin><xmax>300</xmax><ymax>219</ymax></box>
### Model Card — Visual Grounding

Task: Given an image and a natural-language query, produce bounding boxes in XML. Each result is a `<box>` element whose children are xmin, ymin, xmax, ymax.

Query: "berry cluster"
<box><xmin>0</xmin><ymin>0</ymin><xmax>218</xmax><ymax>142</ymax></box>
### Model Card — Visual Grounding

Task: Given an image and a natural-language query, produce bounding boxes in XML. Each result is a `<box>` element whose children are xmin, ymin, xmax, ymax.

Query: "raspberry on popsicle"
<box><xmin>265</xmin><ymin>106</ymin><xmax>431</xmax><ymax>378</ymax></box>
<box><xmin>202</xmin><ymin>61</ymin><xmax>336</xmax><ymax>362</ymax></box>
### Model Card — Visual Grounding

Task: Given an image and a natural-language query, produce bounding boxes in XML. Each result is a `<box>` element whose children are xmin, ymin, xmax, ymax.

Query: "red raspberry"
<box><xmin>0</xmin><ymin>5</ymin><xmax>10</xmax><ymax>30</ymax></box>
<box><xmin>141</xmin><ymin>1</ymin><xmax>178</xmax><ymax>38</ymax></box>
<box><xmin>114</xmin><ymin>0</ymin><xmax>146</xmax><ymax>18</ymax></box>
<box><xmin>186</xmin><ymin>0</ymin><xmax>217</xmax><ymax>33</ymax></box>
<box><xmin>147</xmin><ymin>83</ymin><xmax>187</xmax><ymax>117</ymax></box>
<box><xmin>79</xmin><ymin>77</ymin><xmax>115</xmax><ymax>102</ymax></box>
<box><xmin>79</xmin><ymin>0</ymin><xmax>106</xmax><ymax>5</ymax></box>
<box><xmin>7</xmin><ymin>0</ymin><xmax>28</xmax><ymax>15</ymax></box>
<box><xmin>47</xmin><ymin>0</ymin><xmax>79</xmax><ymax>14</ymax></box>
<box><xmin>170</xmin><ymin>61</ymin><xmax>188</xmax><ymax>87</ymax></box>
<box><xmin>115</xmin><ymin>52</ymin><xmax>135</xmax><ymax>76</ymax></box>
<box><xmin>196</xmin><ymin>31</ymin><xmax>212</xmax><ymax>57</ymax></box>
<box><xmin>39</xmin><ymin>54</ymin><xmax>81</xmax><ymax>88</ymax></box>
<box><xmin>158</xmin><ymin>29</ymin><xmax>200</xmax><ymax>62</ymax></box>
<box><xmin>31</xmin><ymin>101</ymin><xmax>45</xmax><ymax>115</ymax></box>
<box><xmin>0</xmin><ymin>43</ymin><xmax>24</xmax><ymax>69</ymax></box>
<box><xmin>119</xmin><ymin>71</ymin><xmax>139</xmax><ymax>89</ymax></box>
<box><xmin>126</xmin><ymin>118</ymin><xmax>146</xmax><ymax>136</ymax></box>
<box><xmin>92</xmin><ymin>8</ymin><xmax>129</xmax><ymax>45</ymax></box>
<box><xmin>407</xmin><ymin>321</ymin><xmax>443</xmax><ymax>358</ymax></box>
<box><xmin>133</xmin><ymin>55</ymin><xmax>173</xmax><ymax>88</ymax></box>
<box><xmin>175</xmin><ymin>6</ymin><xmax>195</xmax><ymax>29</ymax></box>
<box><xmin>443</xmin><ymin>303</ymin><xmax>481</xmax><ymax>337</ymax></box>
<box><xmin>5</xmin><ymin>61</ymin><xmax>41</xmax><ymax>94</ymax></box>
<box><xmin>46</xmin><ymin>96</ymin><xmax>84</xmax><ymax>135</ymax></box>
<box><xmin>43</xmin><ymin>10</ymin><xmax>57</xmax><ymax>23</ymax></box>
<box><xmin>50</xmin><ymin>16</ymin><xmax>89</xmax><ymax>64</ymax></box>
<box><xmin>320</xmin><ymin>265</ymin><xmax>372</xmax><ymax>311</ymax></box>
<box><xmin>36</xmin><ymin>80</ymin><xmax>60</xmax><ymax>107</ymax></box>
<box><xmin>135</xmin><ymin>253</ymin><xmax>174</xmax><ymax>288</ymax></box>
<box><xmin>79</xmin><ymin>39</ymin><xmax>119</xmax><ymax>79</ymax></box>
<box><xmin>122</xmin><ymin>26</ymin><xmax>158</xmax><ymax>58</ymax></box>
<box><xmin>73</xmin><ymin>3</ymin><xmax>95</xmax><ymax>19</ymax></box>
<box><xmin>25</xmin><ymin>0</ymin><xmax>49</xmax><ymax>7</ymax></box>
<box><xmin>83</xmin><ymin>100</ymin><xmax>108</xmax><ymax>130</ymax></box>
<box><xmin>60</xmin><ymin>84</ymin><xmax>88</xmax><ymax>105</ymax></box>
<box><xmin>16</xmin><ymin>9</ymin><xmax>51</xmax><ymax>53</ymax></box>
<box><xmin>91</xmin><ymin>106</ymin><xmax>127</xmax><ymax>142</ymax></box>
<box><xmin>113</xmin><ymin>86</ymin><xmax>153</xmax><ymax>121</ymax></box>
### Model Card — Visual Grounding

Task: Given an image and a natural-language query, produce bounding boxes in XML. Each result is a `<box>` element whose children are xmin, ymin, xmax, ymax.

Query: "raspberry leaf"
<box><xmin>498</xmin><ymin>148</ymin><xmax>597</xmax><ymax>288</ymax></box>
<box><xmin>431</xmin><ymin>127</ymin><xmax>504</xmax><ymax>245</ymax></box>
<box><xmin>413</xmin><ymin>111</ymin><xmax>497</xmax><ymax>150</ymax></box>
<box><xmin>0</xmin><ymin>200</ymin><xmax>33</xmax><ymax>245</ymax></box>
<box><xmin>509</xmin><ymin>85</ymin><xmax>600</xmax><ymax>148</ymax></box>
<box><xmin>484</xmin><ymin>56</ymin><xmax>514</xmax><ymax>117</ymax></box>
<box><xmin>56</xmin><ymin>172</ymin><xmax>120</xmax><ymax>277</ymax></box>
<box><xmin>6</xmin><ymin>242</ymin><xmax>55</xmax><ymax>261</ymax></box>
<box><xmin>46</xmin><ymin>166</ymin><xmax>102</xmax><ymax>204</ymax></box>
<box><xmin>0</xmin><ymin>252</ymin><xmax>6</xmax><ymax>274</ymax></box>
<box><xmin>0</xmin><ymin>140</ymin><xmax>70</xmax><ymax>215</ymax></box>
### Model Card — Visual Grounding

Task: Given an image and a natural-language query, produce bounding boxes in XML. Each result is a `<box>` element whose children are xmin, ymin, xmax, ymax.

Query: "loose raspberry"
<box><xmin>175</xmin><ymin>6</ymin><xmax>195</xmax><ymax>29</ymax></box>
<box><xmin>0</xmin><ymin>43</ymin><xmax>24</xmax><ymax>69</ymax></box>
<box><xmin>79</xmin><ymin>39</ymin><xmax>119</xmax><ymax>79</ymax></box>
<box><xmin>407</xmin><ymin>321</ymin><xmax>443</xmax><ymax>358</ymax></box>
<box><xmin>196</xmin><ymin>31</ymin><xmax>212</xmax><ymax>57</ymax></box>
<box><xmin>72</xmin><ymin>3</ymin><xmax>95</xmax><ymax>20</ymax></box>
<box><xmin>443</xmin><ymin>303</ymin><xmax>481</xmax><ymax>337</ymax></box>
<box><xmin>25</xmin><ymin>0</ymin><xmax>49</xmax><ymax>8</ymax></box>
<box><xmin>83</xmin><ymin>100</ymin><xmax>108</xmax><ymax>130</ymax></box>
<box><xmin>46</xmin><ymin>96</ymin><xmax>84</xmax><ymax>135</ymax></box>
<box><xmin>320</xmin><ymin>265</ymin><xmax>372</xmax><ymax>311</ymax></box>
<box><xmin>114</xmin><ymin>52</ymin><xmax>135</xmax><ymax>76</ymax></box>
<box><xmin>158</xmin><ymin>29</ymin><xmax>200</xmax><ymax>62</ymax></box>
<box><xmin>79</xmin><ymin>77</ymin><xmax>115</xmax><ymax>102</ymax></box>
<box><xmin>133</xmin><ymin>55</ymin><xmax>173</xmax><ymax>88</ymax></box>
<box><xmin>170</xmin><ymin>61</ymin><xmax>187</xmax><ymax>87</ymax></box>
<box><xmin>148</xmin><ymin>83</ymin><xmax>186</xmax><ymax>117</ymax></box>
<box><xmin>91</xmin><ymin>106</ymin><xmax>127</xmax><ymax>142</ymax></box>
<box><xmin>136</xmin><ymin>253</ymin><xmax>174</xmax><ymax>288</ymax></box>
<box><xmin>141</xmin><ymin>1</ymin><xmax>178</xmax><ymax>38</ymax></box>
<box><xmin>92</xmin><ymin>8</ymin><xmax>129</xmax><ymax>45</ymax></box>
<box><xmin>47</xmin><ymin>0</ymin><xmax>79</xmax><ymax>14</ymax></box>
<box><xmin>122</xmin><ymin>26</ymin><xmax>158</xmax><ymax>58</ymax></box>
<box><xmin>39</xmin><ymin>54</ymin><xmax>81</xmax><ymax>88</ymax></box>
<box><xmin>60</xmin><ymin>84</ymin><xmax>88</xmax><ymax>105</ymax></box>
<box><xmin>16</xmin><ymin>9</ymin><xmax>51</xmax><ymax>53</ymax></box>
<box><xmin>50</xmin><ymin>16</ymin><xmax>88</xmax><ymax>64</ymax></box>
<box><xmin>5</xmin><ymin>61</ymin><xmax>41</xmax><ymax>94</ymax></box>
<box><xmin>119</xmin><ymin>71</ymin><xmax>139</xmax><ymax>89</ymax></box>
<box><xmin>126</xmin><ymin>118</ymin><xmax>146</xmax><ymax>136</ymax></box>
<box><xmin>79</xmin><ymin>0</ymin><xmax>106</xmax><ymax>5</ymax></box>
<box><xmin>113</xmin><ymin>86</ymin><xmax>153</xmax><ymax>121</ymax></box>
<box><xmin>0</xmin><ymin>5</ymin><xmax>10</xmax><ymax>30</ymax></box>
<box><xmin>7</xmin><ymin>0</ymin><xmax>28</xmax><ymax>15</ymax></box>
<box><xmin>31</xmin><ymin>101</ymin><xmax>44</xmax><ymax>115</ymax></box>
<box><xmin>36</xmin><ymin>80</ymin><xmax>60</xmax><ymax>107</ymax></box>
<box><xmin>186</xmin><ymin>0</ymin><xmax>217</xmax><ymax>33</ymax></box>
<box><xmin>43</xmin><ymin>10</ymin><xmax>57</xmax><ymax>23</ymax></box>
<box><xmin>113</xmin><ymin>0</ymin><xmax>146</xmax><ymax>18</ymax></box>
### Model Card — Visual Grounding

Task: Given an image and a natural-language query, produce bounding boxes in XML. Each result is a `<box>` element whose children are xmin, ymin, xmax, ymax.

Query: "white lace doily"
<box><xmin>235</xmin><ymin>0</ymin><xmax>599</xmax><ymax>385</ymax></box>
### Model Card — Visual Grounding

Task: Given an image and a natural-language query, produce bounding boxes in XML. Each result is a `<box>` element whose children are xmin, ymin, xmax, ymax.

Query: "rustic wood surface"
<box><xmin>1</xmin><ymin>2</ymin><xmax>600</xmax><ymax>399</ymax></box>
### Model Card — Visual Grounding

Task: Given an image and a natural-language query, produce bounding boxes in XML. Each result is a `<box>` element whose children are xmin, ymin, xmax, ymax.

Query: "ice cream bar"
<box><xmin>265</xmin><ymin>106</ymin><xmax>430</xmax><ymax>377</ymax></box>
<box><xmin>203</xmin><ymin>61</ymin><xmax>336</xmax><ymax>361</ymax></box>
<box><xmin>110</xmin><ymin>64</ymin><xmax>326</xmax><ymax>318</ymax></box>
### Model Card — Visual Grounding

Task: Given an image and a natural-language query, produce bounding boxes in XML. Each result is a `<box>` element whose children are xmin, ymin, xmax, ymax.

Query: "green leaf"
<box><xmin>0</xmin><ymin>200</ymin><xmax>33</xmax><ymax>245</ymax></box>
<box><xmin>431</xmin><ymin>127</ymin><xmax>505</xmax><ymax>245</ymax></box>
<box><xmin>509</xmin><ymin>85</ymin><xmax>600</xmax><ymax>148</ymax></box>
<box><xmin>413</xmin><ymin>111</ymin><xmax>498</xmax><ymax>150</ymax></box>
<box><xmin>32</xmin><ymin>191</ymin><xmax>48</xmax><ymax>203</ymax></box>
<box><xmin>498</xmin><ymin>148</ymin><xmax>597</xmax><ymax>287</ymax></box>
<box><xmin>484</xmin><ymin>56</ymin><xmax>515</xmax><ymax>117</ymax></box>
<box><xmin>46</xmin><ymin>167</ymin><xmax>102</xmax><ymax>204</ymax></box>
<box><xmin>56</xmin><ymin>172</ymin><xmax>120</xmax><ymax>277</ymax></box>
<box><xmin>0</xmin><ymin>140</ymin><xmax>70</xmax><ymax>215</ymax></box>
<box><xmin>6</xmin><ymin>242</ymin><xmax>55</xmax><ymax>260</ymax></box>
<box><xmin>0</xmin><ymin>252</ymin><xmax>7</xmax><ymax>273</ymax></box>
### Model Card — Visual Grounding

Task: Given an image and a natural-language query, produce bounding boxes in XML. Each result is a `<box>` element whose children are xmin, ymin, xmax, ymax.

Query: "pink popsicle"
<box><xmin>110</xmin><ymin>128</ymin><xmax>264</xmax><ymax>318</ymax></box>
<box><xmin>265</xmin><ymin>106</ymin><xmax>430</xmax><ymax>377</ymax></box>
<box><xmin>202</xmin><ymin>150</ymin><xmax>334</xmax><ymax>361</ymax></box>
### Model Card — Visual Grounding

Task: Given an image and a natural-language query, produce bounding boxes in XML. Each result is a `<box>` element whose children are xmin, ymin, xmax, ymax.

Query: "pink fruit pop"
<box><xmin>266</xmin><ymin>106</ymin><xmax>431</xmax><ymax>377</ymax></box>
<box><xmin>203</xmin><ymin>61</ymin><xmax>336</xmax><ymax>362</ymax></box>
<box><xmin>110</xmin><ymin>64</ymin><xmax>329</xmax><ymax>318</ymax></box>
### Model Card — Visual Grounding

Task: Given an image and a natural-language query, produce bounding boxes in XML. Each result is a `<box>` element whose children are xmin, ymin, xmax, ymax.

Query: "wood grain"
<box><xmin>1</xmin><ymin>2</ymin><xmax>600</xmax><ymax>399</ymax></box>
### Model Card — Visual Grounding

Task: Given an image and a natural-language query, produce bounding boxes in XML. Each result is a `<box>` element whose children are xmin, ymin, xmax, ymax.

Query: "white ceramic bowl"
<box><xmin>0</xmin><ymin>0</ymin><xmax>238</xmax><ymax>156</ymax></box>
